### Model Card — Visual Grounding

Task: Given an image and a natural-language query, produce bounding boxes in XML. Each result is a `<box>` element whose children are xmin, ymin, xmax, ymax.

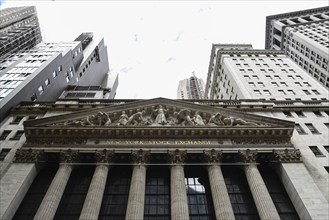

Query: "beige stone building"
<box><xmin>1</xmin><ymin>97</ymin><xmax>328</xmax><ymax>220</ymax></box>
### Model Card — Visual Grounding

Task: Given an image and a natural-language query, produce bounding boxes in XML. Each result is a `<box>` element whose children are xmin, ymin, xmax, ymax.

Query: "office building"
<box><xmin>177</xmin><ymin>74</ymin><xmax>205</xmax><ymax>99</ymax></box>
<box><xmin>0</xmin><ymin>32</ymin><xmax>112</xmax><ymax>122</ymax></box>
<box><xmin>0</xmin><ymin>6</ymin><xmax>42</xmax><ymax>58</ymax></box>
<box><xmin>205</xmin><ymin>44</ymin><xmax>328</xmax><ymax>101</ymax></box>
<box><xmin>265</xmin><ymin>6</ymin><xmax>329</xmax><ymax>88</ymax></box>
<box><xmin>205</xmin><ymin>44</ymin><xmax>329</xmax><ymax>208</ymax></box>
<box><xmin>0</xmin><ymin>97</ymin><xmax>328</xmax><ymax>220</ymax></box>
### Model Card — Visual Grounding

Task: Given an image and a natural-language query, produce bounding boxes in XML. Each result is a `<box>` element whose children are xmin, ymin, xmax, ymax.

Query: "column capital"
<box><xmin>59</xmin><ymin>149</ymin><xmax>80</xmax><ymax>163</ymax></box>
<box><xmin>13</xmin><ymin>148</ymin><xmax>44</xmax><ymax>163</ymax></box>
<box><xmin>168</xmin><ymin>149</ymin><xmax>187</xmax><ymax>164</ymax></box>
<box><xmin>130</xmin><ymin>149</ymin><xmax>150</xmax><ymax>164</ymax></box>
<box><xmin>272</xmin><ymin>149</ymin><xmax>301</xmax><ymax>163</ymax></box>
<box><xmin>203</xmin><ymin>149</ymin><xmax>223</xmax><ymax>163</ymax></box>
<box><xmin>237</xmin><ymin>149</ymin><xmax>258</xmax><ymax>163</ymax></box>
<box><xmin>95</xmin><ymin>149</ymin><xmax>114</xmax><ymax>164</ymax></box>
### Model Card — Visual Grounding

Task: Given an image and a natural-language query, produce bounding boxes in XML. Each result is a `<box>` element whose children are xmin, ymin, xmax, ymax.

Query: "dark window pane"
<box><xmin>222</xmin><ymin>166</ymin><xmax>260</xmax><ymax>220</ymax></box>
<box><xmin>259</xmin><ymin>165</ymin><xmax>299</xmax><ymax>220</ymax></box>
<box><xmin>13</xmin><ymin>165</ymin><xmax>58</xmax><ymax>219</ymax></box>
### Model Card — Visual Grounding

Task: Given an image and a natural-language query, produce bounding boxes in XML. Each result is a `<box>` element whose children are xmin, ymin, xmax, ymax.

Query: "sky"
<box><xmin>1</xmin><ymin>0</ymin><xmax>328</xmax><ymax>99</ymax></box>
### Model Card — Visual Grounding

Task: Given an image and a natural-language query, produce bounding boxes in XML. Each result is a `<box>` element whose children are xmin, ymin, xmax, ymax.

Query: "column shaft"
<box><xmin>34</xmin><ymin>164</ymin><xmax>72</xmax><ymax>220</ymax></box>
<box><xmin>244</xmin><ymin>165</ymin><xmax>280</xmax><ymax>220</ymax></box>
<box><xmin>207</xmin><ymin>165</ymin><xmax>235</xmax><ymax>220</ymax></box>
<box><xmin>171</xmin><ymin>165</ymin><xmax>189</xmax><ymax>220</ymax></box>
<box><xmin>79</xmin><ymin>165</ymin><xmax>109</xmax><ymax>220</ymax></box>
<box><xmin>125</xmin><ymin>165</ymin><xmax>147</xmax><ymax>220</ymax></box>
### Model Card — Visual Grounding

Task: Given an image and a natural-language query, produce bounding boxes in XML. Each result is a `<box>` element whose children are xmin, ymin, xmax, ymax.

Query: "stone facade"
<box><xmin>0</xmin><ymin>98</ymin><xmax>328</xmax><ymax>219</ymax></box>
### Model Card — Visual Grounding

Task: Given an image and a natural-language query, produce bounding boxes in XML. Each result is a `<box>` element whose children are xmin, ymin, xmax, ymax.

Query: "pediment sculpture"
<box><xmin>51</xmin><ymin>105</ymin><xmax>264</xmax><ymax>127</ymax></box>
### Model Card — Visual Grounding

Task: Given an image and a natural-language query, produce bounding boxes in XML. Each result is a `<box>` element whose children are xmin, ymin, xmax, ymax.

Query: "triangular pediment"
<box><xmin>23</xmin><ymin>98</ymin><xmax>294</xmax><ymax>139</ymax></box>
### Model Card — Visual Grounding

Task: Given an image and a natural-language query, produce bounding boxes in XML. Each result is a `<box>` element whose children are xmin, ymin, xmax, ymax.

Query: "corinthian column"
<box><xmin>204</xmin><ymin>150</ymin><xmax>235</xmax><ymax>220</ymax></box>
<box><xmin>125</xmin><ymin>150</ymin><xmax>150</xmax><ymax>220</ymax></box>
<box><xmin>168</xmin><ymin>149</ymin><xmax>189</xmax><ymax>220</ymax></box>
<box><xmin>79</xmin><ymin>150</ymin><xmax>114</xmax><ymax>220</ymax></box>
<box><xmin>34</xmin><ymin>149</ymin><xmax>79</xmax><ymax>220</ymax></box>
<box><xmin>238</xmin><ymin>150</ymin><xmax>280</xmax><ymax>220</ymax></box>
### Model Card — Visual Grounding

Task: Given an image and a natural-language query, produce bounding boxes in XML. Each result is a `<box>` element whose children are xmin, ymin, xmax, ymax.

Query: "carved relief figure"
<box><xmin>117</xmin><ymin>111</ymin><xmax>129</xmax><ymax>126</ymax></box>
<box><xmin>126</xmin><ymin>110</ymin><xmax>145</xmax><ymax>126</ymax></box>
<box><xmin>174</xmin><ymin>109</ymin><xmax>194</xmax><ymax>125</ymax></box>
<box><xmin>193</xmin><ymin>111</ymin><xmax>205</xmax><ymax>125</ymax></box>
<box><xmin>222</xmin><ymin>116</ymin><xmax>258</xmax><ymax>126</ymax></box>
<box><xmin>208</xmin><ymin>112</ymin><xmax>224</xmax><ymax>126</ymax></box>
<box><xmin>153</xmin><ymin>105</ymin><xmax>168</xmax><ymax>125</ymax></box>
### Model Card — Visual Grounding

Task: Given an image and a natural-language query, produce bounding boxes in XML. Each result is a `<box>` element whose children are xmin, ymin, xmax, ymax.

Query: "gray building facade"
<box><xmin>205</xmin><ymin>44</ymin><xmax>329</xmax><ymax>207</ymax></box>
<box><xmin>0</xmin><ymin>33</ymin><xmax>111</xmax><ymax>122</ymax></box>
<box><xmin>177</xmin><ymin>74</ymin><xmax>205</xmax><ymax>99</ymax></box>
<box><xmin>265</xmin><ymin>6</ymin><xmax>329</xmax><ymax>88</ymax></box>
<box><xmin>0</xmin><ymin>6</ymin><xmax>42</xmax><ymax>58</ymax></box>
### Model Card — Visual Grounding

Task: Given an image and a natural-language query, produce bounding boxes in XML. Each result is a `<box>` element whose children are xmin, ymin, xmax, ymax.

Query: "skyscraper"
<box><xmin>0</xmin><ymin>32</ymin><xmax>112</xmax><ymax>121</ymax></box>
<box><xmin>265</xmin><ymin>6</ymin><xmax>329</xmax><ymax>88</ymax></box>
<box><xmin>205</xmin><ymin>43</ymin><xmax>329</xmax><ymax>207</ymax></box>
<box><xmin>0</xmin><ymin>6</ymin><xmax>42</xmax><ymax>58</ymax></box>
<box><xmin>177</xmin><ymin>74</ymin><xmax>205</xmax><ymax>99</ymax></box>
<box><xmin>204</xmin><ymin>44</ymin><xmax>328</xmax><ymax>100</ymax></box>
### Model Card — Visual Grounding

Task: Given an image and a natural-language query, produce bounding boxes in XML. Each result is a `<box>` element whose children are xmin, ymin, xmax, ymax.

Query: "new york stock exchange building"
<box><xmin>0</xmin><ymin>98</ymin><xmax>328</xmax><ymax>220</ymax></box>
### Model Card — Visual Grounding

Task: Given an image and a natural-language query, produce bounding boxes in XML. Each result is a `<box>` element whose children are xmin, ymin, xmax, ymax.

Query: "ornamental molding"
<box><xmin>59</xmin><ymin>149</ymin><xmax>80</xmax><ymax>163</ymax></box>
<box><xmin>237</xmin><ymin>149</ymin><xmax>258</xmax><ymax>163</ymax></box>
<box><xmin>272</xmin><ymin>149</ymin><xmax>302</xmax><ymax>163</ymax></box>
<box><xmin>130</xmin><ymin>149</ymin><xmax>150</xmax><ymax>164</ymax></box>
<box><xmin>13</xmin><ymin>149</ymin><xmax>44</xmax><ymax>163</ymax></box>
<box><xmin>22</xmin><ymin>98</ymin><xmax>294</xmax><ymax>140</ymax></box>
<box><xmin>203</xmin><ymin>149</ymin><xmax>223</xmax><ymax>163</ymax></box>
<box><xmin>95</xmin><ymin>149</ymin><xmax>114</xmax><ymax>163</ymax></box>
<box><xmin>232</xmin><ymin>138</ymin><xmax>291</xmax><ymax>145</ymax></box>
<box><xmin>168</xmin><ymin>149</ymin><xmax>187</xmax><ymax>164</ymax></box>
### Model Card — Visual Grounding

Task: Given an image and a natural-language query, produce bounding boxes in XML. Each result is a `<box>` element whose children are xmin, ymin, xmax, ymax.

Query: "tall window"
<box><xmin>0</xmin><ymin>130</ymin><xmax>11</xmax><ymax>140</ymax></box>
<box><xmin>144</xmin><ymin>167</ymin><xmax>170</xmax><ymax>220</ymax></box>
<box><xmin>54</xmin><ymin>166</ymin><xmax>94</xmax><ymax>220</ymax></box>
<box><xmin>259</xmin><ymin>165</ymin><xmax>300</xmax><ymax>220</ymax></box>
<box><xmin>309</xmin><ymin>146</ymin><xmax>323</xmax><ymax>156</ymax></box>
<box><xmin>222</xmin><ymin>166</ymin><xmax>260</xmax><ymax>220</ymax></box>
<box><xmin>13</xmin><ymin>165</ymin><xmax>58</xmax><ymax>220</ymax></box>
<box><xmin>99</xmin><ymin>166</ymin><xmax>131</xmax><ymax>220</ymax></box>
<box><xmin>10</xmin><ymin>130</ymin><xmax>24</xmax><ymax>140</ymax></box>
<box><xmin>185</xmin><ymin>168</ymin><xmax>215</xmax><ymax>220</ymax></box>
<box><xmin>305</xmin><ymin>123</ymin><xmax>320</xmax><ymax>134</ymax></box>
<box><xmin>295</xmin><ymin>124</ymin><xmax>307</xmax><ymax>134</ymax></box>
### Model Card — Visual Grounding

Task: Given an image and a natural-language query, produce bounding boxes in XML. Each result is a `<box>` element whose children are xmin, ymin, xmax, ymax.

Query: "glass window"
<box><xmin>0</xmin><ymin>130</ymin><xmax>11</xmax><ymax>140</ymax></box>
<box><xmin>10</xmin><ymin>116</ymin><xmax>24</xmax><ymax>124</ymax></box>
<box><xmin>283</xmin><ymin>111</ymin><xmax>293</xmax><ymax>117</ymax></box>
<box><xmin>38</xmin><ymin>85</ymin><xmax>44</xmax><ymax>94</ymax></box>
<box><xmin>185</xmin><ymin>168</ymin><xmax>215</xmax><ymax>220</ymax></box>
<box><xmin>99</xmin><ymin>166</ymin><xmax>131</xmax><ymax>220</ymax></box>
<box><xmin>259</xmin><ymin>165</ymin><xmax>300</xmax><ymax>220</ymax></box>
<box><xmin>13</xmin><ymin>165</ymin><xmax>58</xmax><ymax>219</ymax></box>
<box><xmin>295</xmin><ymin>124</ymin><xmax>307</xmax><ymax>134</ymax></box>
<box><xmin>254</xmin><ymin>90</ymin><xmax>261</xmax><ymax>95</ymax></box>
<box><xmin>45</xmin><ymin>78</ymin><xmax>50</xmax><ymax>86</ymax></box>
<box><xmin>312</xmin><ymin>90</ymin><xmax>320</xmax><ymax>95</ymax></box>
<box><xmin>305</xmin><ymin>123</ymin><xmax>320</xmax><ymax>134</ymax></box>
<box><xmin>309</xmin><ymin>146</ymin><xmax>323</xmax><ymax>156</ymax></box>
<box><xmin>54</xmin><ymin>166</ymin><xmax>94</xmax><ymax>219</ymax></box>
<box><xmin>0</xmin><ymin>149</ymin><xmax>10</xmax><ymax>161</ymax></box>
<box><xmin>223</xmin><ymin>167</ymin><xmax>260</xmax><ymax>220</ymax></box>
<box><xmin>324</xmin><ymin>146</ymin><xmax>329</xmax><ymax>153</ymax></box>
<box><xmin>313</xmin><ymin>111</ymin><xmax>323</xmax><ymax>117</ymax></box>
<box><xmin>144</xmin><ymin>167</ymin><xmax>170</xmax><ymax>220</ymax></box>
<box><xmin>10</xmin><ymin>130</ymin><xmax>24</xmax><ymax>140</ymax></box>
<box><xmin>295</xmin><ymin>111</ymin><xmax>305</xmax><ymax>117</ymax></box>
